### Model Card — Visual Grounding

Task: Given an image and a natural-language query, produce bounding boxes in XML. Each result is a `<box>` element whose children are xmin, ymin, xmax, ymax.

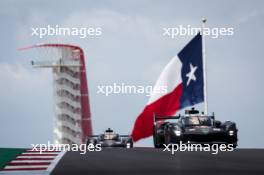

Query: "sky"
<box><xmin>0</xmin><ymin>0</ymin><xmax>263</xmax><ymax>148</ymax></box>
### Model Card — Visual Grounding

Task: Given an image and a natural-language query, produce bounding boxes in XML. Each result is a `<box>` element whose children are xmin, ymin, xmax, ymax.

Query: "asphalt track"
<box><xmin>52</xmin><ymin>148</ymin><xmax>264</xmax><ymax>175</ymax></box>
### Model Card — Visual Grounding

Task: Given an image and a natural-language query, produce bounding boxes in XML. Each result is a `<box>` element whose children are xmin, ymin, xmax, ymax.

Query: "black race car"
<box><xmin>153</xmin><ymin>108</ymin><xmax>238</xmax><ymax>148</ymax></box>
<box><xmin>86</xmin><ymin>128</ymin><xmax>133</xmax><ymax>148</ymax></box>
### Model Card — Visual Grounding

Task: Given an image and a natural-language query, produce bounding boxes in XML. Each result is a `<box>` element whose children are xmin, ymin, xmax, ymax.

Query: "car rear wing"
<box><xmin>153</xmin><ymin>113</ymin><xmax>181</xmax><ymax>125</ymax></box>
<box><xmin>119</xmin><ymin>135</ymin><xmax>131</xmax><ymax>138</ymax></box>
<box><xmin>89</xmin><ymin>135</ymin><xmax>100</xmax><ymax>137</ymax></box>
<box><xmin>88</xmin><ymin>135</ymin><xmax>131</xmax><ymax>138</ymax></box>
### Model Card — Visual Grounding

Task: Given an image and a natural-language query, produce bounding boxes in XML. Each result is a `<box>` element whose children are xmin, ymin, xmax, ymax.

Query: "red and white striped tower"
<box><xmin>21</xmin><ymin>44</ymin><xmax>92</xmax><ymax>144</ymax></box>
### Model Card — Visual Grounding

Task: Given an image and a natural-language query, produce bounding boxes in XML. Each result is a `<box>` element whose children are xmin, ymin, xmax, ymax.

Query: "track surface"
<box><xmin>52</xmin><ymin>148</ymin><xmax>264</xmax><ymax>175</ymax></box>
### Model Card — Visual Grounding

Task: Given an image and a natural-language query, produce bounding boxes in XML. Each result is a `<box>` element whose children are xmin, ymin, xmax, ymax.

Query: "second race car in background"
<box><xmin>87</xmin><ymin>128</ymin><xmax>133</xmax><ymax>148</ymax></box>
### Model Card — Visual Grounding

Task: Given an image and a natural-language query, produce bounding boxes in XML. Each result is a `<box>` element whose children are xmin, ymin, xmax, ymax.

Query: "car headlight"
<box><xmin>126</xmin><ymin>143</ymin><xmax>131</xmax><ymax>148</ymax></box>
<box><xmin>229</xmin><ymin>130</ymin><xmax>234</xmax><ymax>136</ymax></box>
<box><xmin>174</xmin><ymin>130</ymin><xmax>181</xmax><ymax>136</ymax></box>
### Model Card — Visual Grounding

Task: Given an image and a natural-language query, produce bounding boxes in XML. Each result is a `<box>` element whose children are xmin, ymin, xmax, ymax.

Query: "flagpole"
<box><xmin>202</xmin><ymin>18</ymin><xmax>208</xmax><ymax>115</ymax></box>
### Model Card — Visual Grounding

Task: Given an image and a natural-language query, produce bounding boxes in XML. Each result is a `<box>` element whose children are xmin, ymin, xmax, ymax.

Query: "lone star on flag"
<box><xmin>186</xmin><ymin>63</ymin><xmax>198</xmax><ymax>86</ymax></box>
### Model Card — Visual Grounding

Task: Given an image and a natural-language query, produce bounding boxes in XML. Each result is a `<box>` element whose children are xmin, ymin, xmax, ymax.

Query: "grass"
<box><xmin>0</xmin><ymin>148</ymin><xmax>26</xmax><ymax>169</ymax></box>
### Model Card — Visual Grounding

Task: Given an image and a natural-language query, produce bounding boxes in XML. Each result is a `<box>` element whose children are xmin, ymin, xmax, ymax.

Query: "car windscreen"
<box><xmin>183</xmin><ymin>116</ymin><xmax>212</xmax><ymax>126</ymax></box>
<box><xmin>198</xmin><ymin>116</ymin><xmax>212</xmax><ymax>126</ymax></box>
<box><xmin>103</xmin><ymin>133</ymin><xmax>118</xmax><ymax>140</ymax></box>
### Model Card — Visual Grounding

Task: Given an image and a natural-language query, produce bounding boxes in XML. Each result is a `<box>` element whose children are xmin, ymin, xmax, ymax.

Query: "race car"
<box><xmin>86</xmin><ymin>128</ymin><xmax>133</xmax><ymax>148</ymax></box>
<box><xmin>153</xmin><ymin>108</ymin><xmax>238</xmax><ymax>148</ymax></box>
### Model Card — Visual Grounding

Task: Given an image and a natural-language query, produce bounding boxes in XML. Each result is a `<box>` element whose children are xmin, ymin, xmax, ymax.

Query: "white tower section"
<box><xmin>21</xmin><ymin>44</ymin><xmax>92</xmax><ymax>145</ymax></box>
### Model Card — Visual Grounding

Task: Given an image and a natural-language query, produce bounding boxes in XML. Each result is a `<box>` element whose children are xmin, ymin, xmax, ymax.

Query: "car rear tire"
<box><xmin>164</xmin><ymin>134</ymin><xmax>171</xmax><ymax>145</ymax></box>
<box><xmin>153</xmin><ymin>136</ymin><xmax>163</xmax><ymax>148</ymax></box>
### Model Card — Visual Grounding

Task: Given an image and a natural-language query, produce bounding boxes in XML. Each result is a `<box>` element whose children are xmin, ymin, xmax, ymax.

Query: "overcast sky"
<box><xmin>0</xmin><ymin>0</ymin><xmax>263</xmax><ymax>148</ymax></box>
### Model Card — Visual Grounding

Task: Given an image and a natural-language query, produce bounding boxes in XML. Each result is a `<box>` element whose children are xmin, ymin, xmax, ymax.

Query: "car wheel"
<box><xmin>164</xmin><ymin>134</ymin><xmax>171</xmax><ymax>145</ymax></box>
<box><xmin>230</xmin><ymin>143</ymin><xmax>237</xmax><ymax>149</ymax></box>
<box><xmin>153</xmin><ymin>136</ymin><xmax>162</xmax><ymax>148</ymax></box>
<box><xmin>125</xmin><ymin>140</ymin><xmax>133</xmax><ymax>148</ymax></box>
<box><xmin>154</xmin><ymin>143</ymin><xmax>162</xmax><ymax>148</ymax></box>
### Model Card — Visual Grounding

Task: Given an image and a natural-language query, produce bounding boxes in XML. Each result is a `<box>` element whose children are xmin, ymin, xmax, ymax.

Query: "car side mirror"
<box><xmin>215</xmin><ymin>120</ymin><xmax>221</xmax><ymax>128</ymax></box>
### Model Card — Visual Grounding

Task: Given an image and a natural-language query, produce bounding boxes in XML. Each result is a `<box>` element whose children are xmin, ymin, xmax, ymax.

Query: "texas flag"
<box><xmin>132</xmin><ymin>33</ymin><xmax>204</xmax><ymax>142</ymax></box>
